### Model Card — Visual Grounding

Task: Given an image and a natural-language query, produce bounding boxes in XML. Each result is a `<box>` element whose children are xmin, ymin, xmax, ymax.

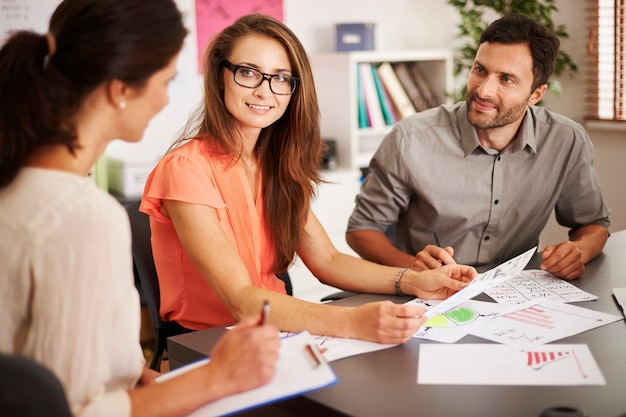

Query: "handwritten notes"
<box><xmin>0</xmin><ymin>0</ymin><xmax>58</xmax><ymax>43</ymax></box>
<box><xmin>280</xmin><ymin>332</ymin><xmax>397</xmax><ymax>362</ymax></box>
<box><xmin>418</xmin><ymin>344</ymin><xmax>605</xmax><ymax>385</ymax></box>
<box><xmin>484</xmin><ymin>270</ymin><xmax>598</xmax><ymax>303</ymax></box>
<box><xmin>423</xmin><ymin>247</ymin><xmax>536</xmax><ymax>318</ymax></box>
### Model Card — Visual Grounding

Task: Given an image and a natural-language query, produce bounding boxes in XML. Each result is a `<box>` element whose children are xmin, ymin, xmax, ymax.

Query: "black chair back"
<box><xmin>0</xmin><ymin>354</ymin><xmax>72</xmax><ymax>417</ymax></box>
<box><xmin>126</xmin><ymin>200</ymin><xmax>172</xmax><ymax>370</ymax></box>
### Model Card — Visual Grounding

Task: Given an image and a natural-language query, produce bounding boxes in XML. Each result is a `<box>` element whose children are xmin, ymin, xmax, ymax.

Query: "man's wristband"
<box><xmin>395</xmin><ymin>268</ymin><xmax>409</xmax><ymax>296</ymax></box>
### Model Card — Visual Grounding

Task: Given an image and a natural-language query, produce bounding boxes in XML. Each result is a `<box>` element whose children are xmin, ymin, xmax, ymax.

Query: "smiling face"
<box><xmin>466</xmin><ymin>42</ymin><xmax>545</xmax><ymax>132</ymax></box>
<box><xmin>222</xmin><ymin>34</ymin><xmax>293</xmax><ymax>139</ymax></box>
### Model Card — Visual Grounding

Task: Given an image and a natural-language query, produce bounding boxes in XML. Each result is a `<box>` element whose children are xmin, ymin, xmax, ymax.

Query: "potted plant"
<box><xmin>447</xmin><ymin>0</ymin><xmax>578</xmax><ymax>102</ymax></box>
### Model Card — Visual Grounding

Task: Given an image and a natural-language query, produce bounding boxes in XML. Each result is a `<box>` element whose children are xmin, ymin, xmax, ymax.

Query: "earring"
<box><xmin>119</xmin><ymin>101</ymin><xmax>126</xmax><ymax>109</ymax></box>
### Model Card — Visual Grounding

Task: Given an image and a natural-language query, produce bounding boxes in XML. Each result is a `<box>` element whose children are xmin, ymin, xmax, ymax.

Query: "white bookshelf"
<box><xmin>311</xmin><ymin>49</ymin><xmax>453</xmax><ymax>171</ymax></box>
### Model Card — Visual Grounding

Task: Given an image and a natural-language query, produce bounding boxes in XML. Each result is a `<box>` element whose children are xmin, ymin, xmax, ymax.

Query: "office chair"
<box><xmin>0</xmin><ymin>354</ymin><xmax>72</xmax><ymax>417</ymax></box>
<box><xmin>125</xmin><ymin>200</ymin><xmax>192</xmax><ymax>371</ymax></box>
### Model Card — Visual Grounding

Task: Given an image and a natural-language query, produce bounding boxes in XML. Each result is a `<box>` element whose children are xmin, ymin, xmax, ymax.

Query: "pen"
<box><xmin>258</xmin><ymin>300</ymin><xmax>270</xmax><ymax>325</ymax></box>
<box><xmin>433</xmin><ymin>231</ymin><xmax>441</xmax><ymax>247</ymax></box>
<box><xmin>433</xmin><ymin>231</ymin><xmax>445</xmax><ymax>266</ymax></box>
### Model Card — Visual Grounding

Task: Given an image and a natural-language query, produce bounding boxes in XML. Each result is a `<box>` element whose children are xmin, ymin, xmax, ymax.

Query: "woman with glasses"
<box><xmin>141</xmin><ymin>14</ymin><xmax>477</xmax><ymax>343</ymax></box>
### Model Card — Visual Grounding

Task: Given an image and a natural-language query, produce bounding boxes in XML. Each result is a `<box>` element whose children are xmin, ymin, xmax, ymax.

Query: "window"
<box><xmin>586</xmin><ymin>0</ymin><xmax>626</xmax><ymax>121</ymax></box>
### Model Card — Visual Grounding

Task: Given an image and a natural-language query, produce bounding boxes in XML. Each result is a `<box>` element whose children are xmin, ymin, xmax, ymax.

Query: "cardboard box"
<box><xmin>336</xmin><ymin>23</ymin><xmax>375</xmax><ymax>52</ymax></box>
<box><xmin>107</xmin><ymin>156</ymin><xmax>159</xmax><ymax>198</ymax></box>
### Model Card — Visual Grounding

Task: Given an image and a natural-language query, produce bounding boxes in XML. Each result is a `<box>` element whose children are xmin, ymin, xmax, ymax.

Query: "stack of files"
<box><xmin>358</xmin><ymin>60</ymin><xmax>442</xmax><ymax>128</ymax></box>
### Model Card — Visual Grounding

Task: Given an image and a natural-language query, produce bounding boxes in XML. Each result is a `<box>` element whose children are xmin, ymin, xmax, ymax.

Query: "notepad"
<box><xmin>156</xmin><ymin>331</ymin><xmax>337</xmax><ymax>417</ymax></box>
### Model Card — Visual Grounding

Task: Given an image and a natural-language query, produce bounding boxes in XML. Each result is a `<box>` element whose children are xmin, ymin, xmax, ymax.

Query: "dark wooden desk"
<box><xmin>168</xmin><ymin>231</ymin><xmax>626</xmax><ymax>417</ymax></box>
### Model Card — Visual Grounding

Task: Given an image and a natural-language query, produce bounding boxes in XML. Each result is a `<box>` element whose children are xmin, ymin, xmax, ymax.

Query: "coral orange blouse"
<box><xmin>140</xmin><ymin>139</ymin><xmax>285</xmax><ymax>329</ymax></box>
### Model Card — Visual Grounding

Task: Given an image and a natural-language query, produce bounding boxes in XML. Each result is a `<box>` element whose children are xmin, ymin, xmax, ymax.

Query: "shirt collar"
<box><xmin>457</xmin><ymin>102</ymin><xmax>538</xmax><ymax>156</ymax></box>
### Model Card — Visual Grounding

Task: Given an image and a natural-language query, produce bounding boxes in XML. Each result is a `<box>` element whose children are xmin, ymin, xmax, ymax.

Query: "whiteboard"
<box><xmin>0</xmin><ymin>0</ymin><xmax>59</xmax><ymax>44</ymax></box>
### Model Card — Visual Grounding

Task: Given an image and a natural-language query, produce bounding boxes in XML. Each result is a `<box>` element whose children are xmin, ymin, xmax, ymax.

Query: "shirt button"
<box><xmin>484</xmin><ymin>236</ymin><xmax>491</xmax><ymax>241</ymax></box>
<box><xmin>494</xmin><ymin>199</ymin><xmax>500</xmax><ymax>204</ymax></box>
<box><xmin>497</xmin><ymin>156</ymin><xmax>501</xmax><ymax>161</ymax></box>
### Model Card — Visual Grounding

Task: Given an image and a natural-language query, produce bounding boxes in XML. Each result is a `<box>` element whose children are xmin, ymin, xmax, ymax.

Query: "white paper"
<box><xmin>408</xmin><ymin>299</ymin><xmax>522</xmax><ymax>343</ymax></box>
<box><xmin>484</xmin><ymin>269</ymin><xmax>599</xmax><ymax>303</ymax></box>
<box><xmin>157</xmin><ymin>331</ymin><xmax>337</xmax><ymax>417</ymax></box>
<box><xmin>423</xmin><ymin>247</ymin><xmax>536</xmax><ymax>318</ymax></box>
<box><xmin>469</xmin><ymin>300</ymin><xmax>622</xmax><ymax>346</ymax></box>
<box><xmin>0</xmin><ymin>0</ymin><xmax>58</xmax><ymax>43</ymax></box>
<box><xmin>280</xmin><ymin>332</ymin><xmax>397</xmax><ymax>362</ymax></box>
<box><xmin>418</xmin><ymin>343</ymin><xmax>605</xmax><ymax>385</ymax></box>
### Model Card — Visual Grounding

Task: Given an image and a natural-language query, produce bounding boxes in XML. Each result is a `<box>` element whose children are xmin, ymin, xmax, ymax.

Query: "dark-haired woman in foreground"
<box><xmin>0</xmin><ymin>2</ymin><xmax>279</xmax><ymax>416</ymax></box>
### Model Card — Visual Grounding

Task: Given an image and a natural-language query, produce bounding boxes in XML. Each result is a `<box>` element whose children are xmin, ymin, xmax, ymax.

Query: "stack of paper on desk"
<box><xmin>157</xmin><ymin>331</ymin><xmax>337</xmax><ymax>417</ymax></box>
<box><xmin>408</xmin><ymin>248</ymin><xmax>621</xmax><ymax>344</ymax></box>
<box><xmin>422</xmin><ymin>246</ymin><xmax>537</xmax><ymax>318</ymax></box>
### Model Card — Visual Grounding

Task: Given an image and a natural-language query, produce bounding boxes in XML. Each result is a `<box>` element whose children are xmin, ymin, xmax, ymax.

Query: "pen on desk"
<box><xmin>258</xmin><ymin>300</ymin><xmax>270</xmax><ymax>325</ymax></box>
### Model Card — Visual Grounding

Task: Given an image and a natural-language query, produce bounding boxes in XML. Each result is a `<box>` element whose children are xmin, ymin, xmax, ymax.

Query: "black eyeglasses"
<box><xmin>222</xmin><ymin>60</ymin><xmax>298</xmax><ymax>95</ymax></box>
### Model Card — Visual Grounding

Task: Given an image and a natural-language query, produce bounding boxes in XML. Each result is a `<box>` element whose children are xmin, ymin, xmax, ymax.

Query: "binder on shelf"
<box><xmin>356</xmin><ymin>66</ymin><xmax>370</xmax><ymax>128</ymax></box>
<box><xmin>358</xmin><ymin>62</ymin><xmax>386</xmax><ymax>128</ymax></box>
<box><xmin>392</xmin><ymin>62</ymin><xmax>429</xmax><ymax>112</ymax></box>
<box><xmin>156</xmin><ymin>331</ymin><xmax>337</xmax><ymax>417</ymax></box>
<box><xmin>408</xmin><ymin>61</ymin><xmax>439</xmax><ymax>108</ymax></box>
<box><xmin>370</xmin><ymin>64</ymin><xmax>397</xmax><ymax>125</ymax></box>
<box><xmin>376</xmin><ymin>62</ymin><xmax>417</xmax><ymax>120</ymax></box>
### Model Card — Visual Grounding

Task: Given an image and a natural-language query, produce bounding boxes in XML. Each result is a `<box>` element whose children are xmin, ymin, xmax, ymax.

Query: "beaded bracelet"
<box><xmin>394</xmin><ymin>268</ymin><xmax>409</xmax><ymax>296</ymax></box>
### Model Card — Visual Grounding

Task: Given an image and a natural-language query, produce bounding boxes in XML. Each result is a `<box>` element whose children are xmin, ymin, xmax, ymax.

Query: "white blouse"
<box><xmin>0</xmin><ymin>168</ymin><xmax>144</xmax><ymax>417</ymax></box>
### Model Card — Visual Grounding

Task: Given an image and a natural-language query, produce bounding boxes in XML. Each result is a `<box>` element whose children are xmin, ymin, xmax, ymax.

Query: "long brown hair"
<box><xmin>172</xmin><ymin>14</ymin><xmax>324</xmax><ymax>272</ymax></box>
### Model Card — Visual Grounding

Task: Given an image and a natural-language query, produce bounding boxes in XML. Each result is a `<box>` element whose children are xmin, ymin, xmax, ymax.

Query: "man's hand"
<box><xmin>540</xmin><ymin>241</ymin><xmax>584</xmax><ymax>280</ymax></box>
<box><xmin>412</xmin><ymin>245</ymin><xmax>456</xmax><ymax>271</ymax></box>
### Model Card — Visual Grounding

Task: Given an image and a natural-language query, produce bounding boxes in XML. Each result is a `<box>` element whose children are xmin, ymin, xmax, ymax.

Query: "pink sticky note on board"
<box><xmin>195</xmin><ymin>0</ymin><xmax>284</xmax><ymax>72</ymax></box>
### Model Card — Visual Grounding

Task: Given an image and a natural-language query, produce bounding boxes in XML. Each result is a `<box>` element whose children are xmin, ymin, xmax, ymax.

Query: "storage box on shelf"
<box><xmin>311</xmin><ymin>49</ymin><xmax>453</xmax><ymax>172</ymax></box>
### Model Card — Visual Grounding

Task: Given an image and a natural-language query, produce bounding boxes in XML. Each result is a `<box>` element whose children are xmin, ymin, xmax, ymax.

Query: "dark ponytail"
<box><xmin>0</xmin><ymin>32</ymin><xmax>62</xmax><ymax>188</ymax></box>
<box><xmin>0</xmin><ymin>0</ymin><xmax>187</xmax><ymax>188</ymax></box>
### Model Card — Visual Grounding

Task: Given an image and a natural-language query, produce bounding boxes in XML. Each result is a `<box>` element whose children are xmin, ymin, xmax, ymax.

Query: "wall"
<box><xmin>106</xmin><ymin>0</ymin><xmax>626</xmax><ymax>244</ymax></box>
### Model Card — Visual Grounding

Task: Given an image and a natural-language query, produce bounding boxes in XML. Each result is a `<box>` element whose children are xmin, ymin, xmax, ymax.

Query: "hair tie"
<box><xmin>43</xmin><ymin>32</ymin><xmax>56</xmax><ymax>68</ymax></box>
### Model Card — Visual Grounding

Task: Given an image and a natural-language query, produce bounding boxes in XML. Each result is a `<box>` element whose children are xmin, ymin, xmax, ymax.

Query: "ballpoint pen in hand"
<box><xmin>258</xmin><ymin>300</ymin><xmax>270</xmax><ymax>325</ymax></box>
<box><xmin>433</xmin><ymin>231</ymin><xmax>445</xmax><ymax>266</ymax></box>
<box><xmin>433</xmin><ymin>231</ymin><xmax>442</xmax><ymax>248</ymax></box>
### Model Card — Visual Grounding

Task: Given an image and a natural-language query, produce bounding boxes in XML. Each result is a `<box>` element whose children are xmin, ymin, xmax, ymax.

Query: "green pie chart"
<box><xmin>424</xmin><ymin>307</ymin><xmax>479</xmax><ymax>328</ymax></box>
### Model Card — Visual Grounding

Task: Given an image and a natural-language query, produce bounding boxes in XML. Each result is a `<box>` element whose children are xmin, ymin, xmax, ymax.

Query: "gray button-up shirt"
<box><xmin>347</xmin><ymin>102</ymin><xmax>610</xmax><ymax>266</ymax></box>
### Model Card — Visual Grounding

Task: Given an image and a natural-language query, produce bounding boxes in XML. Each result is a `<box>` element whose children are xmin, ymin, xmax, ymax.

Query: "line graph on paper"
<box><xmin>469</xmin><ymin>299</ymin><xmax>622</xmax><ymax>346</ymax></box>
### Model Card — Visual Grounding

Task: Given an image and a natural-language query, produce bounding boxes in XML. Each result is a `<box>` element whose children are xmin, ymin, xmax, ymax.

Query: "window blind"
<box><xmin>586</xmin><ymin>0</ymin><xmax>626</xmax><ymax>121</ymax></box>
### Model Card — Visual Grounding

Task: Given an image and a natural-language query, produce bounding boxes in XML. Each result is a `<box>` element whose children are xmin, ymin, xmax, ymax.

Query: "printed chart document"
<box><xmin>418</xmin><ymin>343</ymin><xmax>606</xmax><ymax>386</ymax></box>
<box><xmin>469</xmin><ymin>299</ymin><xmax>622</xmax><ymax>346</ymax></box>
<box><xmin>157</xmin><ymin>331</ymin><xmax>337</xmax><ymax>417</ymax></box>
<box><xmin>423</xmin><ymin>247</ymin><xmax>536</xmax><ymax>318</ymax></box>
<box><xmin>484</xmin><ymin>269</ymin><xmax>598</xmax><ymax>303</ymax></box>
<box><xmin>408</xmin><ymin>299</ymin><xmax>522</xmax><ymax>343</ymax></box>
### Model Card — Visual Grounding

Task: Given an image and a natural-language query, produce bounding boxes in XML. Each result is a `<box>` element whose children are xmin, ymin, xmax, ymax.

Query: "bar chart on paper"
<box><xmin>470</xmin><ymin>300</ymin><xmax>622</xmax><ymax>346</ymax></box>
<box><xmin>418</xmin><ymin>344</ymin><xmax>606</xmax><ymax>385</ymax></box>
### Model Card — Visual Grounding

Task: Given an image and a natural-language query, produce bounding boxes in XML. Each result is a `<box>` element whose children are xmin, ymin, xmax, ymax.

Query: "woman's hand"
<box><xmin>403</xmin><ymin>264</ymin><xmax>477</xmax><ymax>299</ymax></box>
<box><xmin>205</xmin><ymin>317</ymin><xmax>280</xmax><ymax>396</ymax></box>
<box><xmin>348</xmin><ymin>301</ymin><xmax>427</xmax><ymax>344</ymax></box>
